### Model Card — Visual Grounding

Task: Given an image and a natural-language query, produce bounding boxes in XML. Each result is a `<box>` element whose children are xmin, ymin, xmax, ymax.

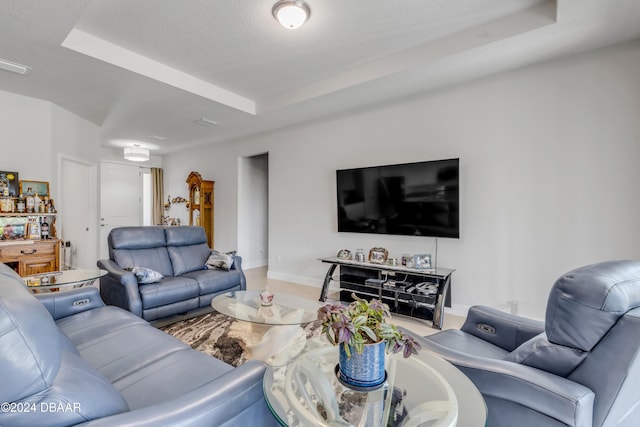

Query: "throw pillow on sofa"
<box><xmin>206</xmin><ymin>250</ymin><xmax>235</xmax><ymax>271</ymax></box>
<box><xmin>129</xmin><ymin>267</ymin><xmax>164</xmax><ymax>284</ymax></box>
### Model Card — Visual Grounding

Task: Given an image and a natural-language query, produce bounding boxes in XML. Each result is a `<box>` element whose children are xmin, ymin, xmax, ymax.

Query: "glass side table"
<box><xmin>264</xmin><ymin>336</ymin><xmax>487</xmax><ymax>427</ymax></box>
<box><xmin>23</xmin><ymin>269</ymin><xmax>107</xmax><ymax>293</ymax></box>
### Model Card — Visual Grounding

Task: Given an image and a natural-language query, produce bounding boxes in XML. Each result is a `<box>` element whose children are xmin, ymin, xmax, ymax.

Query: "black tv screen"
<box><xmin>337</xmin><ymin>158</ymin><xmax>459</xmax><ymax>238</ymax></box>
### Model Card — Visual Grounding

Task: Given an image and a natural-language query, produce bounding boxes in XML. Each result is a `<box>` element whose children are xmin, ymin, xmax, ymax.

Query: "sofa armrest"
<box><xmin>97</xmin><ymin>259</ymin><xmax>143</xmax><ymax>318</ymax></box>
<box><xmin>231</xmin><ymin>255</ymin><xmax>247</xmax><ymax>291</ymax></box>
<box><xmin>460</xmin><ymin>305</ymin><xmax>545</xmax><ymax>352</ymax></box>
<box><xmin>35</xmin><ymin>287</ymin><xmax>105</xmax><ymax>320</ymax></box>
<box><xmin>74</xmin><ymin>360</ymin><xmax>277</xmax><ymax>427</ymax></box>
<box><xmin>419</xmin><ymin>338</ymin><xmax>594</xmax><ymax>427</ymax></box>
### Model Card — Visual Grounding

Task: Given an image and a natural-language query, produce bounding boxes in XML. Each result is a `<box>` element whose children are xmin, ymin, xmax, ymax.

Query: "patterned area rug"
<box><xmin>160</xmin><ymin>311</ymin><xmax>323</xmax><ymax>367</ymax></box>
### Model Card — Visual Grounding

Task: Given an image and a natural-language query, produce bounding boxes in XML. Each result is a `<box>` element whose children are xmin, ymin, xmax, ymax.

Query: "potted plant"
<box><xmin>318</xmin><ymin>294</ymin><xmax>421</xmax><ymax>388</ymax></box>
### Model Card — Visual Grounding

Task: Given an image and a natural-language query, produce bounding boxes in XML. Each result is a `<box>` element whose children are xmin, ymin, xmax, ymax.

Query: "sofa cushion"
<box><xmin>56</xmin><ymin>305</ymin><xmax>233</xmax><ymax>410</ymax></box>
<box><xmin>0</xmin><ymin>264</ymin><xmax>62</xmax><ymax>403</ymax></box>
<box><xmin>206</xmin><ymin>250</ymin><xmax>235</xmax><ymax>271</ymax></box>
<box><xmin>130</xmin><ymin>266</ymin><xmax>164</xmax><ymax>283</ymax></box>
<box><xmin>183</xmin><ymin>268</ymin><xmax>243</xmax><ymax>296</ymax></box>
<box><xmin>2</xmin><ymin>349</ymin><xmax>129</xmax><ymax>427</ymax></box>
<box><xmin>113</xmin><ymin>247</ymin><xmax>175</xmax><ymax>278</ymax></box>
<box><xmin>138</xmin><ymin>276</ymin><xmax>200</xmax><ymax>310</ymax></box>
<box><xmin>166</xmin><ymin>227</ymin><xmax>211</xmax><ymax>275</ymax></box>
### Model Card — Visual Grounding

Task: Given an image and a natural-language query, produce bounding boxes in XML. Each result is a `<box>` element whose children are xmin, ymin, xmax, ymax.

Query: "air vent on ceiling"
<box><xmin>195</xmin><ymin>117</ymin><xmax>220</xmax><ymax>127</ymax></box>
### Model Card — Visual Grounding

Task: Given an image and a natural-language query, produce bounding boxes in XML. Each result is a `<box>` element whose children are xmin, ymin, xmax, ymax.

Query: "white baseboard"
<box><xmin>242</xmin><ymin>259</ymin><xmax>268</xmax><ymax>270</ymax></box>
<box><xmin>267</xmin><ymin>270</ymin><xmax>323</xmax><ymax>288</ymax></box>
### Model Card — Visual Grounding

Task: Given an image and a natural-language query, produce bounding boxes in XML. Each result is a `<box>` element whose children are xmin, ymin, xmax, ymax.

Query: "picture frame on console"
<box><xmin>368</xmin><ymin>247</ymin><xmax>388</xmax><ymax>264</ymax></box>
<box><xmin>414</xmin><ymin>254</ymin><xmax>433</xmax><ymax>270</ymax></box>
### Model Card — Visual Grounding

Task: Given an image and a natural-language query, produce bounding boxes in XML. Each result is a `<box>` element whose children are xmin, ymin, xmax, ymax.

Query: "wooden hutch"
<box><xmin>0</xmin><ymin>213</ymin><xmax>60</xmax><ymax>276</ymax></box>
<box><xmin>186</xmin><ymin>171</ymin><xmax>214</xmax><ymax>248</ymax></box>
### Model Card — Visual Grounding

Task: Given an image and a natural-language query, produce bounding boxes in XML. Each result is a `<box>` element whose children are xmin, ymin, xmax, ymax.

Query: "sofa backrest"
<box><xmin>109</xmin><ymin>226</ymin><xmax>174</xmax><ymax>277</ymax></box>
<box><xmin>165</xmin><ymin>226</ymin><xmax>211</xmax><ymax>275</ymax></box>
<box><xmin>0</xmin><ymin>263</ymin><xmax>129</xmax><ymax>426</ymax></box>
<box><xmin>0</xmin><ymin>264</ymin><xmax>61</xmax><ymax>403</ymax></box>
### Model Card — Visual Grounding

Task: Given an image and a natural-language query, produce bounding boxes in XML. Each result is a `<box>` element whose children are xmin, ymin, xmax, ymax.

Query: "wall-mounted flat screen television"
<box><xmin>337</xmin><ymin>158</ymin><xmax>459</xmax><ymax>238</ymax></box>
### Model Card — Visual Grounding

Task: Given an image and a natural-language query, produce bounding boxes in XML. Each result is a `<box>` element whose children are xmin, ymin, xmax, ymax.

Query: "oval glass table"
<box><xmin>264</xmin><ymin>336</ymin><xmax>487</xmax><ymax>427</ymax></box>
<box><xmin>211</xmin><ymin>290</ymin><xmax>322</xmax><ymax>362</ymax></box>
<box><xmin>23</xmin><ymin>269</ymin><xmax>107</xmax><ymax>293</ymax></box>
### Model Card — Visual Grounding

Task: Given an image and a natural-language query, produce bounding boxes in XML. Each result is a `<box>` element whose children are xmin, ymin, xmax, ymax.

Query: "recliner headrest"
<box><xmin>165</xmin><ymin>226</ymin><xmax>208</xmax><ymax>246</ymax></box>
<box><xmin>545</xmin><ymin>260</ymin><xmax>640</xmax><ymax>351</ymax></box>
<box><xmin>109</xmin><ymin>226</ymin><xmax>167</xmax><ymax>250</ymax></box>
<box><xmin>0</xmin><ymin>264</ymin><xmax>62</xmax><ymax>402</ymax></box>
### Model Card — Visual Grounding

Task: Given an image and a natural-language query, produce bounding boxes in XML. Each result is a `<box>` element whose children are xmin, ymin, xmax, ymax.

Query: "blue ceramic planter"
<box><xmin>338</xmin><ymin>341</ymin><xmax>386</xmax><ymax>389</ymax></box>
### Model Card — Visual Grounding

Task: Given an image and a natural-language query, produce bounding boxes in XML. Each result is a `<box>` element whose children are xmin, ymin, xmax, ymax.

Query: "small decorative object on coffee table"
<box><xmin>259</xmin><ymin>286</ymin><xmax>274</xmax><ymax>306</ymax></box>
<box><xmin>318</xmin><ymin>294</ymin><xmax>421</xmax><ymax>389</ymax></box>
<box><xmin>368</xmin><ymin>247</ymin><xmax>388</xmax><ymax>264</ymax></box>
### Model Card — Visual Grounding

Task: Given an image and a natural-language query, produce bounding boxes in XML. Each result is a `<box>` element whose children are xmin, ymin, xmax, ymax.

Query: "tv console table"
<box><xmin>319</xmin><ymin>257</ymin><xmax>454</xmax><ymax>329</ymax></box>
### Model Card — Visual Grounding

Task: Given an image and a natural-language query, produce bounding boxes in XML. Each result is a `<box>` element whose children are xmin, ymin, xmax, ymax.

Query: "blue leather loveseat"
<box><xmin>0</xmin><ymin>262</ymin><xmax>277</xmax><ymax>427</ymax></box>
<box><xmin>98</xmin><ymin>226</ymin><xmax>245</xmax><ymax>322</ymax></box>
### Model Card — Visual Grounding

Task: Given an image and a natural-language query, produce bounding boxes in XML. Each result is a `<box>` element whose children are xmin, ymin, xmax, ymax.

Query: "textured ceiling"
<box><xmin>1</xmin><ymin>0</ymin><xmax>639</xmax><ymax>155</ymax></box>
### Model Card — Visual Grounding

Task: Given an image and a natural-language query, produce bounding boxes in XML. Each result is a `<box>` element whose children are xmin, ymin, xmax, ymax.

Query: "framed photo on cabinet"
<box><xmin>0</xmin><ymin>171</ymin><xmax>19</xmax><ymax>197</ymax></box>
<box><xmin>20</xmin><ymin>180</ymin><xmax>49</xmax><ymax>198</ymax></box>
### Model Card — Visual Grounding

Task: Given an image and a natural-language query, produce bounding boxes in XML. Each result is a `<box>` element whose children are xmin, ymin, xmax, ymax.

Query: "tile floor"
<box><xmin>244</xmin><ymin>266</ymin><xmax>465</xmax><ymax>337</ymax></box>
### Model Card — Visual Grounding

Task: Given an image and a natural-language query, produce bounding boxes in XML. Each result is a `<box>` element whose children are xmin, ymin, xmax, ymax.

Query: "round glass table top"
<box><xmin>23</xmin><ymin>269</ymin><xmax>107</xmax><ymax>289</ymax></box>
<box><xmin>211</xmin><ymin>290</ymin><xmax>321</xmax><ymax>325</ymax></box>
<box><xmin>264</xmin><ymin>336</ymin><xmax>487</xmax><ymax>427</ymax></box>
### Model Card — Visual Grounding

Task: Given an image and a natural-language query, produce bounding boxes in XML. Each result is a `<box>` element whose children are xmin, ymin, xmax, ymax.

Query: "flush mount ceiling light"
<box><xmin>0</xmin><ymin>57</ymin><xmax>31</xmax><ymax>75</ymax></box>
<box><xmin>124</xmin><ymin>145</ymin><xmax>150</xmax><ymax>162</ymax></box>
<box><xmin>272</xmin><ymin>0</ymin><xmax>310</xmax><ymax>29</ymax></box>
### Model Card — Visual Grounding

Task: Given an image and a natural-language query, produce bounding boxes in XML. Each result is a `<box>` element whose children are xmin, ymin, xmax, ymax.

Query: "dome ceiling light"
<box><xmin>272</xmin><ymin>0</ymin><xmax>310</xmax><ymax>29</ymax></box>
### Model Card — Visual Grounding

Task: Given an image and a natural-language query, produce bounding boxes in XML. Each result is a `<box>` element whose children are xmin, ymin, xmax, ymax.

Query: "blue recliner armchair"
<box><xmin>419</xmin><ymin>260</ymin><xmax>640</xmax><ymax>427</ymax></box>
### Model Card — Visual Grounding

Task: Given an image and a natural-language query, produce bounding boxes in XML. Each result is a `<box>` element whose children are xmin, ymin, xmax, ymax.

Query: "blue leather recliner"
<box><xmin>98</xmin><ymin>226</ymin><xmax>246</xmax><ymax>322</ymax></box>
<box><xmin>0</xmin><ymin>262</ymin><xmax>277</xmax><ymax>427</ymax></box>
<box><xmin>419</xmin><ymin>260</ymin><xmax>640</xmax><ymax>427</ymax></box>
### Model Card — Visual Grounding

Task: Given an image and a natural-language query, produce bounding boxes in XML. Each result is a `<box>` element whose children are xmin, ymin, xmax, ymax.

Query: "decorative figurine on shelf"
<box><xmin>259</xmin><ymin>286</ymin><xmax>274</xmax><ymax>306</ymax></box>
<box><xmin>368</xmin><ymin>247</ymin><xmax>389</xmax><ymax>264</ymax></box>
<box><xmin>337</xmin><ymin>249</ymin><xmax>352</xmax><ymax>260</ymax></box>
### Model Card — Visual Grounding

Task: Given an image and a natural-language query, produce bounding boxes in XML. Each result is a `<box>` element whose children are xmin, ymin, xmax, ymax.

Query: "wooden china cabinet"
<box><xmin>0</xmin><ymin>213</ymin><xmax>60</xmax><ymax>276</ymax></box>
<box><xmin>186</xmin><ymin>171</ymin><xmax>214</xmax><ymax>248</ymax></box>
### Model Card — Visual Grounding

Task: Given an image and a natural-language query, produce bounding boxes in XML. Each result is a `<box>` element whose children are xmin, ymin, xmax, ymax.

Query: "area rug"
<box><xmin>160</xmin><ymin>311</ymin><xmax>323</xmax><ymax>367</ymax></box>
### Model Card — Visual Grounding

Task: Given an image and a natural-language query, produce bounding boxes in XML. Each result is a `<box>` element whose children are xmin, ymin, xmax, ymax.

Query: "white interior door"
<box><xmin>99</xmin><ymin>162</ymin><xmax>142</xmax><ymax>259</ymax></box>
<box><xmin>60</xmin><ymin>157</ymin><xmax>96</xmax><ymax>269</ymax></box>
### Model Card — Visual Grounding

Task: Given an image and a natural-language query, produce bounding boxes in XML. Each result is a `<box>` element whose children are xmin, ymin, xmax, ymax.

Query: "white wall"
<box><xmin>0</xmin><ymin>90</ymin><xmax>104</xmax><ymax>267</ymax></box>
<box><xmin>163</xmin><ymin>40</ymin><xmax>640</xmax><ymax>319</ymax></box>
<box><xmin>238</xmin><ymin>153</ymin><xmax>269</xmax><ymax>268</ymax></box>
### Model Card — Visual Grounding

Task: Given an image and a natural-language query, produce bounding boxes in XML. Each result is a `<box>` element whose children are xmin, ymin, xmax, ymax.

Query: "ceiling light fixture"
<box><xmin>272</xmin><ymin>0</ymin><xmax>310</xmax><ymax>29</ymax></box>
<box><xmin>0</xmin><ymin>58</ymin><xmax>31</xmax><ymax>75</ymax></box>
<box><xmin>124</xmin><ymin>144</ymin><xmax>150</xmax><ymax>162</ymax></box>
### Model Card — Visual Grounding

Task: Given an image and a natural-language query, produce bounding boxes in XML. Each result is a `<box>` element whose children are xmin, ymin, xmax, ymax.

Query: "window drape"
<box><xmin>151</xmin><ymin>167</ymin><xmax>164</xmax><ymax>225</ymax></box>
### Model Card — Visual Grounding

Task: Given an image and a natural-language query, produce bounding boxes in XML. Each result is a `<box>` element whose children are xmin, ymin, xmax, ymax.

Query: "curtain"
<box><xmin>151</xmin><ymin>167</ymin><xmax>164</xmax><ymax>225</ymax></box>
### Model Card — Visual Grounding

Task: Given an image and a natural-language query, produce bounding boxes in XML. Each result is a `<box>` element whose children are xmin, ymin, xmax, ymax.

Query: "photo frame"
<box><xmin>368</xmin><ymin>247</ymin><xmax>389</xmax><ymax>264</ymax></box>
<box><xmin>413</xmin><ymin>254</ymin><xmax>433</xmax><ymax>270</ymax></box>
<box><xmin>19</xmin><ymin>180</ymin><xmax>49</xmax><ymax>198</ymax></box>
<box><xmin>0</xmin><ymin>171</ymin><xmax>19</xmax><ymax>197</ymax></box>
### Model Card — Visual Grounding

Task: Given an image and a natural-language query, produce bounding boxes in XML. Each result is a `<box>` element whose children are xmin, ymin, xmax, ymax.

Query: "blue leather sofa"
<box><xmin>98</xmin><ymin>226</ymin><xmax>245</xmax><ymax>322</ymax></box>
<box><xmin>0</xmin><ymin>262</ymin><xmax>277</xmax><ymax>427</ymax></box>
<box><xmin>419</xmin><ymin>260</ymin><xmax>640</xmax><ymax>427</ymax></box>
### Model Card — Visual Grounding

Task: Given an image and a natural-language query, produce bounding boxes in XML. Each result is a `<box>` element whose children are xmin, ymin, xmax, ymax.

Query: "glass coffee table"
<box><xmin>23</xmin><ymin>269</ymin><xmax>107</xmax><ymax>293</ymax></box>
<box><xmin>264</xmin><ymin>336</ymin><xmax>487</xmax><ymax>427</ymax></box>
<box><xmin>211</xmin><ymin>290</ymin><xmax>322</xmax><ymax>362</ymax></box>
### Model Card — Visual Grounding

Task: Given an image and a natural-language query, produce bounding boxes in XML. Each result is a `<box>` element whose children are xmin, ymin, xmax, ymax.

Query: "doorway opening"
<box><xmin>237</xmin><ymin>153</ymin><xmax>269</xmax><ymax>270</ymax></box>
